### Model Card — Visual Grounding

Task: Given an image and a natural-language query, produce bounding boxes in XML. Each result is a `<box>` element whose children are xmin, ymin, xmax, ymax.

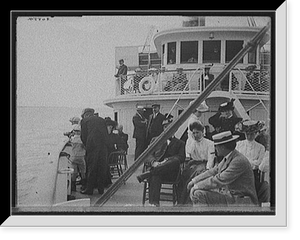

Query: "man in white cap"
<box><xmin>187</xmin><ymin>131</ymin><xmax>258</xmax><ymax>206</ymax></box>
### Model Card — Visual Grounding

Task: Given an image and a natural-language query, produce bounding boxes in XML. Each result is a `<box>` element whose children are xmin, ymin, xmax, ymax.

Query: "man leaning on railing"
<box><xmin>114</xmin><ymin>59</ymin><xmax>128</xmax><ymax>95</ymax></box>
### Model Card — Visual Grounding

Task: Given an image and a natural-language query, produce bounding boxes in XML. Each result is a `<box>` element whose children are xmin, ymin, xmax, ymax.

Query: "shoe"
<box><xmin>97</xmin><ymin>188</ymin><xmax>104</xmax><ymax>194</ymax></box>
<box><xmin>80</xmin><ymin>189</ymin><xmax>93</xmax><ymax>195</ymax></box>
<box><xmin>136</xmin><ymin>171</ymin><xmax>151</xmax><ymax>183</ymax></box>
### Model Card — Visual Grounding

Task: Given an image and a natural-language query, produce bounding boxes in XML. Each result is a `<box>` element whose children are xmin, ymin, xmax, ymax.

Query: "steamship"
<box><xmin>28</xmin><ymin>16</ymin><xmax>272</xmax><ymax>211</ymax></box>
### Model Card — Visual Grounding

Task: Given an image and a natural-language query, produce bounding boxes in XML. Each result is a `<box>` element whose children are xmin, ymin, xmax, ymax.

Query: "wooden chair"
<box><xmin>142</xmin><ymin>163</ymin><xmax>183</xmax><ymax>206</ymax></box>
<box><xmin>108</xmin><ymin>151</ymin><xmax>125</xmax><ymax>178</ymax></box>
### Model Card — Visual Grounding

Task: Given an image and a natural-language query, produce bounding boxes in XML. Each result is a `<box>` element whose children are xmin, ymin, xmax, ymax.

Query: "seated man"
<box><xmin>177</xmin><ymin>121</ymin><xmax>215</xmax><ymax>205</ymax></box>
<box><xmin>136</xmin><ymin>116</ymin><xmax>186</xmax><ymax>207</ymax></box>
<box><xmin>188</xmin><ymin>131</ymin><xmax>258</xmax><ymax>207</ymax></box>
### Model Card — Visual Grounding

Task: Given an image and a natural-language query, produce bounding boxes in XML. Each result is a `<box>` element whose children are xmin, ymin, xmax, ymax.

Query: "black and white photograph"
<box><xmin>6</xmin><ymin>5</ymin><xmax>289</xmax><ymax>228</ymax></box>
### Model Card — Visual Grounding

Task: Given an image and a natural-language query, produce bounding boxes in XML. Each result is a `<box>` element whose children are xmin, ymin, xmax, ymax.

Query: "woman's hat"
<box><xmin>212</xmin><ymin>131</ymin><xmax>239</xmax><ymax>145</ymax></box>
<box><xmin>189</xmin><ymin>100</ymin><xmax>209</xmax><ymax>112</ymax></box>
<box><xmin>218</xmin><ymin>99</ymin><xmax>235</xmax><ymax>112</ymax></box>
<box><xmin>239</xmin><ymin>120</ymin><xmax>265</xmax><ymax>133</ymax></box>
<box><xmin>69</xmin><ymin>116</ymin><xmax>80</xmax><ymax>123</ymax></box>
<box><xmin>105</xmin><ymin>118</ymin><xmax>117</xmax><ymax>127</ymax></box>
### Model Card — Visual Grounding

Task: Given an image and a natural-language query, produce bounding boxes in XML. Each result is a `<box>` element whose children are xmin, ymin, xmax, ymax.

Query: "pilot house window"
<box><xmin>167</xmin><ymin>42</ymin><xmax>176</xmax><ymax>64</ymax></box>
<box><xmin>180</xmin><ymin>41</ymin><xmax>198</xmax><ymax>63</ymax></box>
<box><xmin>226</xmin><ymin>40</ymin><xmax>244</xmax><ymax>63</ymax></box>
<box><xmin>203</xmin><ymin>40</ymin><xmax>221</xmax><ymax>63</ymax></box>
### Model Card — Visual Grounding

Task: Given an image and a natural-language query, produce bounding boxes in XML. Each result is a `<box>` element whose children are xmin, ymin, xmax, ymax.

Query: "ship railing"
<box><xmin>229</xmin><ymin>68</ymin><xmax>270</xmax><ymax>95</ymax></box>
<box><xmin>115</xmin><ymin>67</ymin><xmax>270</xmax><ymax>96</ymax></box>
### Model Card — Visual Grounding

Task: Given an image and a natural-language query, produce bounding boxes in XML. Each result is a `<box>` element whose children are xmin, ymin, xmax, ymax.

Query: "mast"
<box><xmin>94</xmin><ymin>22</ymin><xmax>271</xmax><ymax>207</ymax></box>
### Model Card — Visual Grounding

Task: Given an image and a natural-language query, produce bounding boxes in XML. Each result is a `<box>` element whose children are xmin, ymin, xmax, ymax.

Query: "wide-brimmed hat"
<box><xmin>189</xmin><ymin>100</ymin><xmax>209</xmax><ymax>112</ymax></box>
<box><xmin>218</xmin><ymin>99</ymin><xmax>235</xmax><ymax>112</ymax></box>
<box><xmin>212</xmin><ymin>131</ymin><xmax>239</xmax><ymax>145</ymax></box>
<box><xmin>239</xmin><ymin>120</ymin><xmax>265</xmax><ymax>133</ymax></box>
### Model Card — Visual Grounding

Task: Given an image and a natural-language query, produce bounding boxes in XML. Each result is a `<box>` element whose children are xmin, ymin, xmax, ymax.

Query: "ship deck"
<box><xmin>71</xmin><ymin>154</ymin><xmax>179</xmax><ymax>212</ymax></box>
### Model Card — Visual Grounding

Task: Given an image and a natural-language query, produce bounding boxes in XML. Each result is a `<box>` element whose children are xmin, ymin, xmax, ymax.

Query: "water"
<box><xmin>16</xmin><ymin>106</ymin><xmax>113</xmax><ymax>206</ymax></box>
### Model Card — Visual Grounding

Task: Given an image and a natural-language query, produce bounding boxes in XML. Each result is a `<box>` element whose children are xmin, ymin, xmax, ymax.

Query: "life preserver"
<box><xmin>139</xmin><ymin>76</ymin><xmax>155</xmax><ymax>94</ymax></box>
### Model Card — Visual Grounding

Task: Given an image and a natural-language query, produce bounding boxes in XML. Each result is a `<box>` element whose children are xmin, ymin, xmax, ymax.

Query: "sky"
<box><xmin>16</xmin><ymin>15</ymin><xmax>269</xmax><ymax>109</ymax></box>
<box><xmin>16</xmin><ymin>15</ymin><xmax>183</xmax><ymax>108</ymax></box>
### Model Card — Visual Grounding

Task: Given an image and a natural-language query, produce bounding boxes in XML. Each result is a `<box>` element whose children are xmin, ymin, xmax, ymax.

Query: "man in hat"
<box><xmin>114</xmin><ymin>59</ymin><xmax>128</xmax><ymax>94</ymax></box>
<box><xmin>114</xmin><ymin>59</ymin><xmax>127</xmax><ymax>78</ymax></box>
<box><xmin>187</xmin><ymin>131</ymin><xmax>258</xmax><ymax>206</ymax></box>
<box><xmin>136</xmin><ymin>116</ymin><xmax>186</xmax><ymax>206</ymax></box>
<box><xmin>132</xmin><ymin>105</ymin><xmax>148</xmax><ymax>160</ymax></box>
<box><xmin>201</xmin><ymin>66</ymin><xmax>214</xmax><ymax>90</ymax></box>
<box><xmin>146</xmin><ymin>104</ymin><xmax>165</xmax><ymax>146</ymax></box>
<box><xmin>80</xmin><ymin>108</ymin><xmax>110</xmax><ymax>195</ymax></box>
<box><xmin>208</xmin><ymin>99</ymin><xmax>243</xmax><ymax>140</ymax></box>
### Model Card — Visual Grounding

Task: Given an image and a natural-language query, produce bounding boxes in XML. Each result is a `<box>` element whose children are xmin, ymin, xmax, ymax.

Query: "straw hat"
<box><xmin>212</xmin><ymin>131</ymin><xmax>239</xmax><ymax>145</ymax></box>
<box><xmin>189</xmin><ymin>100</ymin><xmax>209</xmax><ymax>112</ymax></box>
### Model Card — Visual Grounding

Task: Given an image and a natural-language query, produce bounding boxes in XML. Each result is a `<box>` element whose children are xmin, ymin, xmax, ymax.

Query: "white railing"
<box><xmin>115</xmin><ymin>67</ymin><xmax>270</xmax><ymax>97</ymax></box>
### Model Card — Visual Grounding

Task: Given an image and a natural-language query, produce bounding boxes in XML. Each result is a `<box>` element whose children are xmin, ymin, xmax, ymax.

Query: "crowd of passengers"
<box><xmin>64</xmin><ymin>98</ymin><xmax>270</xmax><ymax>208</ymax></box>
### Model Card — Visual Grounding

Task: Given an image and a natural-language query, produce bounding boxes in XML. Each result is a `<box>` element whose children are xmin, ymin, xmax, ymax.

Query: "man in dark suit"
<box><xmin>137</xmin><ymin>116</ymin><xmax>186</xmax><ymax>206</ymax></box>
<box><xmin>146</xmin><ymin>104</ymin><xmax>165</xmax><ymax>146</ymax></box>
<box><xmin>187</xmin><ymin>131</ymin><xmax>258</xmax><ymax>206</ymax></box>
<box><xmin>114</xmin><ymin>59</ymin><xmax>128</xmax><ymax>94</ymax></box>
<box><xmin>132</xmin><ymin>105</ymin><xmax>148</xmax><ymax>160</ymax></box>
<box><xmin>114</xmin><ymin>59</ymin><xmax>128</xmax><ymax>78</ymax></box>
<box><xmin>80</xmin><ymin>108</ymin><xmax>109</xmax><ymax>195</ymax></box>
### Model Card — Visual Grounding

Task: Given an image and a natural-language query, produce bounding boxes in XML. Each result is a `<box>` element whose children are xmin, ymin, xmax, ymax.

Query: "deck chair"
<box><xmin>108</xmin><ymin>151</ymin><xmax>125</xmax><ymax>178</ymax></box>
<box><xmin>142</xmin><ymin>163</ymin><xmax>183</xmax><ymax>206</ymax></box>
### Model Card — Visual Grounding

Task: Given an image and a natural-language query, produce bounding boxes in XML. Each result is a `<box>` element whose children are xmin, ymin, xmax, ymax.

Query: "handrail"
<box><xmin>236</xmin><ymin>67</ymin><xmax>270</xmax><ymax>114</ymax></box>
<box><xmin>166</xmin><ymin>66</ymin><xmax>203</xmax><ymax>118</ymax></box>
<box><xmin>94</xmin><ymin>22</ymin><xmax>270</xmax><ymax>207</ymax></box>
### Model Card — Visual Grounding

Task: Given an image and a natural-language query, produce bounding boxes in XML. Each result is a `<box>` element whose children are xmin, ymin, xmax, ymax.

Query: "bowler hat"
<box><xmin>212</xmin><ymin>131</ymin><xmax>239</xmax><ymax>145</ymax></box>
<box><xmin>81</xmin><ymin>108</ymin><xmax>95</xmax><ymax>117</ymax></box>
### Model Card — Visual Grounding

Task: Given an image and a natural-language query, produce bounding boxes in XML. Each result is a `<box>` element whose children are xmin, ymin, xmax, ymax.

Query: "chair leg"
<box><xmin>142</xmin><ymin>181</ymin><xmax>148</xmax><ymax>206</ymax></box>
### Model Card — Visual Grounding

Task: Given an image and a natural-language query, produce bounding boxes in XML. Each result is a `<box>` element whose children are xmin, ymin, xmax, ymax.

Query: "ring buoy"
<box><xmin>139</xmin><ymin>76</ymin><xmax>155</xmax><ymax>94</ymax></box>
